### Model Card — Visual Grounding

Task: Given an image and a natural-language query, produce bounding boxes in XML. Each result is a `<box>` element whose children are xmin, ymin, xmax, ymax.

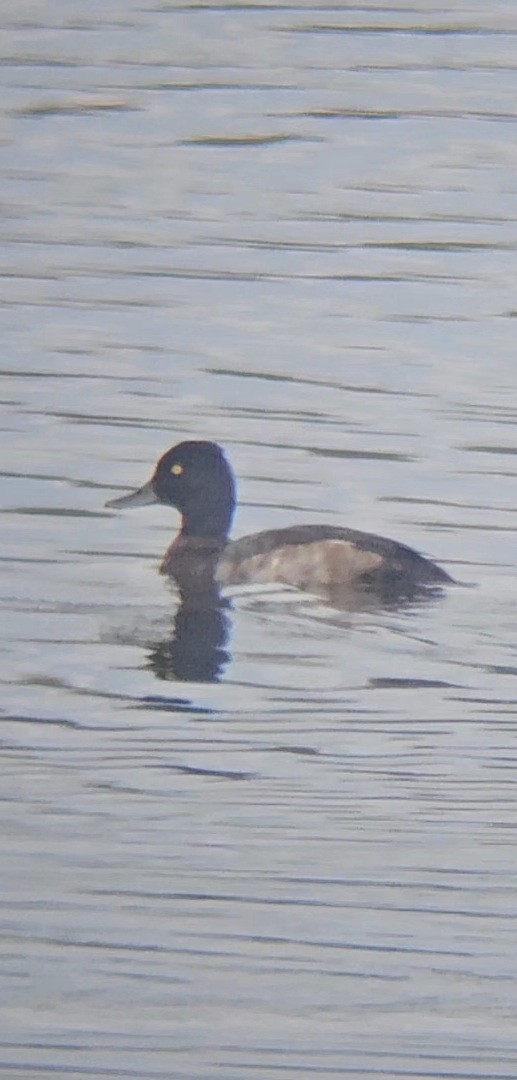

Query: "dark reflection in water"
<box><xmin>144</xmin><ymin>578</ymin><xmax>450</xmax><ymax>684</ymax></box>
<box><xmin>146</xmin><ymin>587</ymin><xmax>232</xmax><ymax>683</ymax></box>
<box><xmin>316</xmin><ymin>579</ymin><xmax>454</xmax><ymax>613</ymax></box>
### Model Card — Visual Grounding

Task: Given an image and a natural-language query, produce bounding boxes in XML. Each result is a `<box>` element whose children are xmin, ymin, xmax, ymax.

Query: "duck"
<box><xmin>105</xmin><ymin>440</ymin><xmax>453</xmax><ymax>600</ymax></box>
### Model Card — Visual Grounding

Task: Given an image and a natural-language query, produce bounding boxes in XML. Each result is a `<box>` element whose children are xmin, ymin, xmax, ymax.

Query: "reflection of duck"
<box><xmin>147</xmin><ymin>598</ymin><xmax>232</xmax><ymax>683</ymax></box>
<box><xmin>106</xmin><ymin>440</ymin><xmax>453</xmax><ymax>601</ymax></box>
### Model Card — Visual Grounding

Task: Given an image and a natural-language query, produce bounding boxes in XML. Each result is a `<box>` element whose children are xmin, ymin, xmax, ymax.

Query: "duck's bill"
<box><xmin>105</xmin><ymin>480</ymin><xmax>158</xmax><ymax>509</ymax></box>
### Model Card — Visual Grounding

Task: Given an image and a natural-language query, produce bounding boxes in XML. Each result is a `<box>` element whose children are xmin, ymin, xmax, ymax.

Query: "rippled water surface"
<box><xmin>2</xmin><ymin>2</ymin><xmax>517</xmax><ymax>1078</ymax></box>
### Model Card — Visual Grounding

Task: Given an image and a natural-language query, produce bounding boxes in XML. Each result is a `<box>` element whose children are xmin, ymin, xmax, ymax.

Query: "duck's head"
<box><xmin>106</xmin><ymin>440</ymin><xmax>236</xmax><ymax>540</ymax></box>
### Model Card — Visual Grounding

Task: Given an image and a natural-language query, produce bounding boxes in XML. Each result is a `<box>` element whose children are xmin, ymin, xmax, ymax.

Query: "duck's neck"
<box><xmin>179</xmin><ymin>484</ymin><xmax>235</xmax><ymax>542</ymax></box>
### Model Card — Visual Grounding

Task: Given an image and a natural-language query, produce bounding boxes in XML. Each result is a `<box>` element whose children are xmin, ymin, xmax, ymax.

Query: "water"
<box><xmin>2</xmin><ymin>2</ymin><xmax>517</xmax><ymax>1077</ymax></box>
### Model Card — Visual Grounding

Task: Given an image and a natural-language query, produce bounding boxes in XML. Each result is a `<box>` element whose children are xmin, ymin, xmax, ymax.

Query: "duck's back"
<box><xmin>217</xmin><ymin>524</ymin><xmax>452</xmax><ymax>593</ymax></box>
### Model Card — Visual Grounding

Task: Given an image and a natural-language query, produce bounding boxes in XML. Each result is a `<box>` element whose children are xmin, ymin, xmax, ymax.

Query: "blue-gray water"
<box><xmin>2</xmin><ymin>2</ymin><xmax>517</xmax><ymax>1078</ymax></box>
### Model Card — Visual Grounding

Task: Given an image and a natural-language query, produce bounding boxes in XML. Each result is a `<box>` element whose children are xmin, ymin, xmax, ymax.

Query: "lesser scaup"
<box><xmin>105</xmin><ymin>440</ymin><xmax>453</xmax><ymax>600</ymax></box>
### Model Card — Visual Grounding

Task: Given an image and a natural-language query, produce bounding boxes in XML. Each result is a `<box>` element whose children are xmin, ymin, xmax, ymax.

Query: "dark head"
<box><xmin>106</xmin><ymin>440</ymin><xmax>236</xmax><ymax>540</ymax></box>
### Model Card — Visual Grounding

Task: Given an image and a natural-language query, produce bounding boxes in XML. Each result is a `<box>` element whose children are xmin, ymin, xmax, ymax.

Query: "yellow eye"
<box><xmin>170</xmin><ymin>463</ymin><xmax>183</xmax><ymax>476</ymax></box>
